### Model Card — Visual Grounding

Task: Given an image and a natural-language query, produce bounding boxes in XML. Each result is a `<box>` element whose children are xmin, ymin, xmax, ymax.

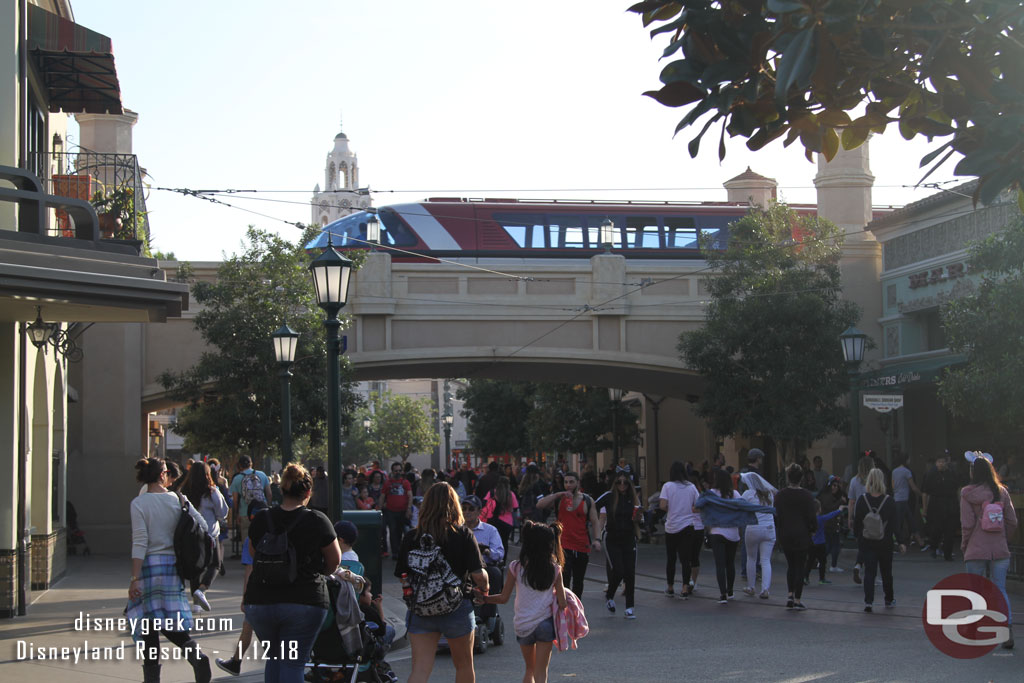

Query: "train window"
<box><xmin>626</xmin><ymin>216</ymin><xmax>660</xmax><ymax>248</ymax></box>
<box><xmin>377</xmin><ymin>208</ymin><xmax>418</xmax><ymax>246</ymax></box>
<box><xmin>548</xmin><ymin>216</ymin><xmax>585</xmax><ymax>248</ymax></box>
<box><xmin>665</xmin><ymin>217</ymin><xmax>698</xmax><ymax>249</ymax></box>
<box><xmin>496</xmin><ymin>213</ymin><xmax>546</xmax><ymax>248</ymax></box>
<box><xmin>321</xmin><ymin>210</ymin><xmax>415</xmax><ymax>248</ymax></box>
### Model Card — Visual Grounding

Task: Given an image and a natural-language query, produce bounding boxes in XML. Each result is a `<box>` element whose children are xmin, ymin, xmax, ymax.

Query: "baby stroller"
<box><xmin>307</xmin><ymin>573</ymin><xmax>396</xmax><ymax>683</ymax></box>
<box><xmin>66</xmin><ymin>502</ymin><xmax>90</xmax><ymax>555</ymax></box>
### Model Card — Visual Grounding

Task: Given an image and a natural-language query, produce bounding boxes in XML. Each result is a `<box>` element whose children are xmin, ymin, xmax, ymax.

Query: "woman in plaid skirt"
<box><xmin>127</xmin><ymin>457</ymin><xmax>212</xmax><ymax>682</ymax></box>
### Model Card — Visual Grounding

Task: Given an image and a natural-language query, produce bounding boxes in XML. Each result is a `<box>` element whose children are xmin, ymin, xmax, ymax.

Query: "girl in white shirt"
<box><xmin>740</xmin><ymin>472</ymin><xmax>777</xmax><ymax>599</ymax></box>
<box><xmin>481</xmin><ymin>520</ymin><xmax>568</xmax><ymax>683</ymax></box>
<box><xmin>708</xmin><ymin>469</ymin><xmax>742</xmax><ymax>604</ymax></box>
<box><xmin>659</xmin><ymin>461</ymin><xmax>702</xmax><ymax>598</ymax></box>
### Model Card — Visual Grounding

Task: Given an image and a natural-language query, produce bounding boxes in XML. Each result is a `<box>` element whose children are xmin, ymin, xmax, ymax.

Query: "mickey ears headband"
<box><xmin>964</xmin><ymin>450</ymin><xmax>994</xmax><ymax>464</ymax></box>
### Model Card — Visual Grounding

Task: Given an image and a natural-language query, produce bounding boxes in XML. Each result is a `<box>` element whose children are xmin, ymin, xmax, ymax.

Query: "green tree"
<box><xmin>630</xmin><ymin>0</ymin><xmax>1024</xmax><ymax>205</ymax></box>
<box><xmin>678</xmin><ymin>204</ymin><xmax>859</xmax><ymax>466</ymax></box>
<box><xmin>938</xmin><ymin>216</ymin><xmax>1024</xmax><ymax>432</ymax></box>
<box><xmin>159</xmin><ymin>226</ymin><xmax>362</xmax><ymax>467</ymax></box>
<box><xmin>458</xmin><ymin>380</ymin><xmax>536</xmax><ymax>459</ymax></box>
<box><xmin>361</xmin><ymin>391</ymin><xmax>440</xmax><ymax>464</ymax></box>
<box><xmin>527</xmin><ymin>384</ymin><xmax>638</xmax><ymax>465</ymax></box>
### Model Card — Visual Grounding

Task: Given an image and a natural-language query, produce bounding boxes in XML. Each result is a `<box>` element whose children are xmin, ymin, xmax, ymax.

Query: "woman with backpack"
<box><xmin>854</xmin><ymin>468</ymin><xmax>901</xmax><ymax>613</ymax></box>
<box><xmin>244</xmin><ymin>463</ymin><xmax>341</xmax><ymax>683</ymax></box>
<box><xmin>127</xmin><ymin>458</ymin><xmax>212</xmax><ymax>683</ymax></box>
<box><xmin>395</xmin><ymin>482</ymin><xmax>489</xmax><ymax>683</ymax></box>
<box><xmin>960</xmin><ymin>453</ymin><xmax>1018</xmax><ymax>649</ymax></box>
<box><xmin>180</xmin><ymin>461</ymin><xmax>229</xmax><ymax>611</ymax></box>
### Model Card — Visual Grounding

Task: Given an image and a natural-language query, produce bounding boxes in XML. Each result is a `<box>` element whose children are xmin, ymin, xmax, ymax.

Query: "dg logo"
<box><xmin>923</xmin><ymin>573</ymin><xmax>1010</xmax><ymax>658</ymax></box>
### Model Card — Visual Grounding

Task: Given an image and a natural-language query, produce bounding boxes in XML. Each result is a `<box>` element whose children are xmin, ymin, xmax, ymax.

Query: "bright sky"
<box><xmin>72</xmin><ymin>0</ymin><xmax>956</xmax><ymax>262</ymax></box>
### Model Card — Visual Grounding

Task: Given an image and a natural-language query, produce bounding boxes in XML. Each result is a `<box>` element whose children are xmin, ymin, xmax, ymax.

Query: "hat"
<box><xmin>964</xmin><ymin>451</ymin><xmax>994</xmax><ymax>465</ymax></box>
<box><xmin>827</xmin><ymin>475</ymin><xmax>842</xmax><ymax>486</ymax></box>
<box><xmin>334</xmin><ymin>520</ymin><xmax>358</xmax><ymax>545</ymax></box>
<box><xmin>747</xmin><ymin>448</ymin><xmax>765</xmax><ymax>462</ymax></box>
<box><xmin>462</xmin><ymin>495</ymin><xmax>483</xmax><ymax>509</ymax></box>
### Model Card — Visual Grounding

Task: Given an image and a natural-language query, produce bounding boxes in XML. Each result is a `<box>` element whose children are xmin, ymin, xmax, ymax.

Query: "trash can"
<box><xmin>343</xmin><ymin>510</ymin><xmax>384</xmax><ymax>594</ymax></box>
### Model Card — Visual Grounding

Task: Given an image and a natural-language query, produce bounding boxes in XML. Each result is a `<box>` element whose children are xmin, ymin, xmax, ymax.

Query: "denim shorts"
<box><xmin>405</xmin><ymin>598</ymin><xmax>475</xmax><ymax>639</ymax></box>
<box><xmin>516</xmin><ymin>617</ymin><xmax>555</xmax><ymax>646</ymax></box>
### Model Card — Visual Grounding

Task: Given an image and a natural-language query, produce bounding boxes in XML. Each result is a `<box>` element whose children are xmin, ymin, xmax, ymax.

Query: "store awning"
<box><xmin>27</xmin><ymin>4</ymin><xmax>123</xmax><ymax>115</ymax></box>
<box><xmin>858</xmin><ymin>354</ymin><xmax>967</xmax><ymax>391</ymax></box>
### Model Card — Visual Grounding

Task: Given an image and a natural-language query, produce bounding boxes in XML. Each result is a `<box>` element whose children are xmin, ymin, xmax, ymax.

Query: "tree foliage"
<box><xmin>159</xmin><ymin>226</ymin><xmax>361</xmax><ymax>465</ymax></box>
<box><xmin>678</xmin><ymin>204</ymin><xmax>859</xmax><ymax>457</ymax></box>
<box><xmin>630</xmin><ymin>0</ymin><xmax>1024</xmax><ymax>205</ymax></box>
<box><xmin>458</xmin><ymin>380</ymin><xmax>535</xmax><ymax>459</ymax></box>
<box><xmin>938</xmin><ymin>215</ymin><xmax>1024</xmax><ymax>430</ymax></box>
<box><xmin>357</xmin><ymin>391</ymin><xmax>440</xmax><ymax>464</ymax></box>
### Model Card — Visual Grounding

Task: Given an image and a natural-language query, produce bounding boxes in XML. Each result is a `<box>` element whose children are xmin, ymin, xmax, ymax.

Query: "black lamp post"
<box><xmin>443</xmin><ymin>412</ymin><xmax>453</xmax><ymax>466</ymax></box>
<box><xmin>609</xmin><ymin>387</ymin><xmax>623</xmax><ymax>464</ymax></box>
<box><xmin>271</xmin><ymin>324</ymin><xmax>299</xmax><ymax>468</ymax></box>
<box><xmin>840</xmin><ymin>326</ymin><xmax>868</xmax><ymax>469</ymax></box>
<box><xmin>309</xmin><ymin>233</ymin><xmax>354</xmax><ymax>521</ymax></box>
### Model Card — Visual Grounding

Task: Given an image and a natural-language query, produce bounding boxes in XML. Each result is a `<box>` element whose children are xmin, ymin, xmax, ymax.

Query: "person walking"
<box><xmin>483</xmin><ymin>475</ymin><xmax>518</xmax><ymax>553</ymax></box>
<box><xmin>922</xmin><ymin>454</ymin><xmax>960</xmax><ymax>561</ymax></box>
<box><xmin>382</xmin><ymin>461</ymin><xmax>414</xmax><ymax>558</ymax></box>
<box><xmin>179</xmin><ymin>460</ymin><xmax>228</xmax><ymax>611</ymax></box>
<box><xmin>396</xmin><ymin>482</ymin><xmax>489</xmax><ymax>683</ymax></box>
<box><xmin>596</xmin><ymin>474</ymin><xmax>642</xmax><ymax>618</ymax></box>
<box><xmin>659</xmin><ymin>461</ymin><xmax>702</xmax><ymax>598</ymax></box>
<box><xmin>243</xmin><ymin>464</ymin><xmax>341</xmax><ymax>683</ymax></box>
<box><xmin>127</xmin><ymin>458</ymin><xmax>212</xmax><ymax>683</ymax></box>
<box><xmin>805</xmin><ymin>500</ymin><xmax>844</xmax><ymax>585</ymax></box>
<box><xmin>480</xmin><ymin>520</ymin><xmax>567</xmax><ymax>683</ymax></box>
<box><xmin>854</xmin><ymin>468</ymin><xmax>900</xmax><ymax>613</ymax></box>
<box><xmin>310</xmin><ymin>466</ymin><xmax>329</xmax><ymax>514</ymax></box>
<box><xmin>960</xmin><ymin>452</ymin><xmax>1018</xmax><ymax>649</ymax></box>
<box><xmin>775</xmin><ymin>463</ymin><xmax>817</xmax><ymax>610</ymax></box>
<box><xmin>229</xmin><ymin>455</ymin><xmax>272</xmax><ymax>554</ymax></box>
<box><xmin>891</xmin><ymin>455</ymin><xmax>923</xmax><ymax>547</ymax></box>
<box><xmin>847</xmin><ymin>455</ymin><xmax>872</xmax><ymax>583</ymax></box>
<box><xmin>740</xmin><ymin>472</ymin><xmax>777</xmax><ymax>599</ymax></box>
<box><xmin>536</xmin><ymin>472</ymin><xmax>600</xmax><ymax>598</ymax></box>
<box><xmin>215</xmin><ymin>499</ymin><xmax>267</xmax><ymax>677</ymax></box>
<box><xmin>705</xmin><ymin>469</ymin><xmax>742</xmax><ymax>604</ymax></box>
<box><xmin>818</xmin><ymin>476</ymin><xmax>847</xmax><ymax>573</ymax></box>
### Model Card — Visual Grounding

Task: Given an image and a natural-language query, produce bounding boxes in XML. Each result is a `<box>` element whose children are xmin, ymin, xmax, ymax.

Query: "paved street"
<box><xmin>1</xmin><ymin>540</ymin><xmax>1020</xmax><ymax>682</ymax></box>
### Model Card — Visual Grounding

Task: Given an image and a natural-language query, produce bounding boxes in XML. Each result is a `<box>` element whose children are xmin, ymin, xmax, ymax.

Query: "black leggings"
<box><xmin>562</xmin><ymin>549</ymin><xmax>590</xmax><ymax>596</ymax></box>
<box><xmin>665</xmin><ymin>526</ymin><xmax>698</xmax><ymax>587</ymax></box>
<box><xmin>604</xmin><ymin>537</ymin><xmax>638</xmax><ymax>609</ymax></box>
<box><xmin>492</xmin><ymin>518</ymin><xmax>513</xmax><ymax>555</ymax></box>
<box><xmin>805</xmin><ymin>543</ymin><xmax>827</xmax><ymax>582</ymax></box>
<box><xmin>190</xmin><ymin>541</ymin><xmax>222</xmax><ymax>594</ymax></box>
<box><xmin>709</xmin><ymin>534</ymin><xmax>738</xmax><ymax>597</ymax></box>
<box><xmin>783</xmin><ymin>546</ymin><xmax>809</xmax><ymax>599</ymax></box>
<box><xmin>139</xmin><ymin>629</ymin><xmax>193</xmax><ymax>664</ymax></box>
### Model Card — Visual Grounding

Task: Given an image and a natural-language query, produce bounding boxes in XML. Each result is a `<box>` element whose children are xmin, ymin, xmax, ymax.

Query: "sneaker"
<box><xmin>829</xmin><ymin>566</ymin><xmax>844</xmax><ymax>573</ymax></box>
<box><xmin>625</xmin><ymin>608</ymin><xmax>636</xmax><ymax>619</ymax></box>
<box><xmin>819</xmin><ymin>579</ymin><xmax>832</xmax><ymax>585</ymax></box>
<box><xmin>192</xmin><ymin>589</ymin><xmax>211</xmax><ymax>612</ymax></box>
<box><xmin>786</xmin><ymin>599</ymin><xmax>795</xmax><ymax>610</ymax></box>
<box><xmin>727</xmin><ymin>593</ymin><xmax>734</xmax><ymax>600</ymax></box>
<box><xmin>920</xmin><ymin>544</ymin><xmax>931</xmax><ymax>553</ymax></box>
<box><xmin>853</xmin><ymin>566</ymin><xmax>862</xmax><ymax>584</ymax></box>
<box><xmin>664</xmin><ymin>586</ymin><xmax>674</xmax><ymax>597</ymax></box>
<box><xmin>743</xmin><ymin>587</ymin><xmax>755</xmax><ymax>596</ymax></box>
<box><xmin>719</xmin><ymin>595</ymin><xmax>728</xmax><ymax>604</ymax></box>
<box><xmin>215</xmin><ymin>657</ymin><xmax>241</xmax><ymax>676</ymax></box>
<box><xmin>803</xmin><ymin>577</ymin><xmax>810</xmax><ymax>586</ymax></box>
<box><xmin>864</xmin><ymin>604</ymin><xmax>873</xmax><ymax>613</ymax></box>
<box><xmin>606</xmin><ymin>599</ymin><xmax>616</xmax><ymax>614</ymax></box>
<box><xmin>759</xmin><ymin>590</ymin><xmax>770</xmax><ymax>600</ymax></box>
<box><xmin>885</xmin><ymin>600</ymin><xmax>896</xmax><ymax>608</ymax></box>
<box><xmin>794</xmin><ymin>602</ymin><xmax>807</xmax><ymax>611</ymax></box>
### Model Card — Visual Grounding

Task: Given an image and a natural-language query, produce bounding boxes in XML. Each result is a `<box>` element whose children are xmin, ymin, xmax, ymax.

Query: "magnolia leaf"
<box><xmin>643</xmin><ymin>81</ymin><xmax>704</xmax><ymax>107</ymax></box>
<box><xmin>775</xmin><ymin>28</ymin><xmax>817</xmax><ymax>106</ymax></box>
<box><xmin>841</xmin><ymin>121</ymin><xmax>870</xmax><ymax>150</ymax></box>
<box><xmin>822</xmin><ymin>126</ymin><xmax>840</xmax><ymax>162</ymax></box>
<box><xmin>818</xmin><ymin>109</ymin><xmax>851</xmax><ymax>127</ymax></box>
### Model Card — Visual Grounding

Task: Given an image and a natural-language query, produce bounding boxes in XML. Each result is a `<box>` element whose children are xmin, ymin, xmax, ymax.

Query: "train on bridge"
<box><xmin>305</xmin><ymin>198</ymin><xmax>769</xmax><ymax>260</ymax></box>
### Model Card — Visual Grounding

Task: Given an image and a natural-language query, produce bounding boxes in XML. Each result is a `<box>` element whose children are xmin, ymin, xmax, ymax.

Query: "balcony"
<box><xmin>31</xmin><ymin>151</ymin><xmax>150</xmax><ymax>252</ymax></box>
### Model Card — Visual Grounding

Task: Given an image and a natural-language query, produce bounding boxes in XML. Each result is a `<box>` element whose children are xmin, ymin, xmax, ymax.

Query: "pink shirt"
<box><xmin>484</xmin><ymin>491</ymin><xmax>519</xmax><ymax>526</ymax></box>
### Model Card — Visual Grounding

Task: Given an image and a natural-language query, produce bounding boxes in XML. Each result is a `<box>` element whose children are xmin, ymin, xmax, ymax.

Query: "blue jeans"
<box><xmin>966</xmin><ymin>558</ymin><xmax>1012</xmax><ymax>625</ymax></box>
<box><xmin>244</xmin><ymin>603</ymin><xmax>328</xmax><ymax>683</ymax></box>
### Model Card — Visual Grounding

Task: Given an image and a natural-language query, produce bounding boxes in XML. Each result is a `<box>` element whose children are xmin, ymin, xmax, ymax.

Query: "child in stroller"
<box><xmin>306</xmin><ymin>568</ymin><xmax>397</xmax><ymax>683</ymax></box>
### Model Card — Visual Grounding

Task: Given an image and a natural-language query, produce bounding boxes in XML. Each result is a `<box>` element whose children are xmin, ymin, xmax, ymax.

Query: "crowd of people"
<box><xmin>122</xmin><ymin>446</ymin><xmax>1018</xmax><ymax>682</ymax></box>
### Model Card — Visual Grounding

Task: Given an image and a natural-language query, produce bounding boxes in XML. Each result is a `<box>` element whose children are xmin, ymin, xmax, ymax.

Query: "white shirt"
<box><xmin>741</xmin><ymin>489</ymin><xmax>775</xmax><ymax>527</ymax></box>
<box><xmin>130</xmin><ymin>491</ymin><xmax>207</xmax><ymax>560</ymax></box>
<box><xmin>659</xmin><ymin>480</ymin><xmax>702</xmax><ymax>533</ymax></box>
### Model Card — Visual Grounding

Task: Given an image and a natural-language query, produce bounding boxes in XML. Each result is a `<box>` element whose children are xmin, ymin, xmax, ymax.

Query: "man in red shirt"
<box><xmin>381</xmin><ymin>461</ymin><xmax>413</xmax><ymax>558</ymax></box>
<box><xmin>537</xmin><ymin>471</ymin><xmax>600</xmax><ymax>597</ymax></box>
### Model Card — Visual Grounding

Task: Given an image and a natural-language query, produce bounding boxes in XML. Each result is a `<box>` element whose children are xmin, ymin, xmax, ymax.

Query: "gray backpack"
<box><xmin>861</xmin><ymin>495</ymin><xmax>888</xmax><ymax>541</ymax></box>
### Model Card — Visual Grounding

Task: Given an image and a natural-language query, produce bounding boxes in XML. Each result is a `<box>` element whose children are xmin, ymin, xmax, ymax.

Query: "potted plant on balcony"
<box><xmin>90</xmin><ymin>187</ymin><xmax>139</xmax><ymax>239</ymax></box>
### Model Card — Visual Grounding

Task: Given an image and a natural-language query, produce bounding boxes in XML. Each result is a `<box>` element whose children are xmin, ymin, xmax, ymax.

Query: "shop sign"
<box><xmin>863</xmin><ymin>393</ymin><xmax>904</xmax><ymax>413</ymax></box>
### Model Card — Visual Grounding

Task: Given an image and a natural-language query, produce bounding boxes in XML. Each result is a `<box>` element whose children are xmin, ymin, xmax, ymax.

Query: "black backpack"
<box><xmin>173</xmin><ymin>493</ymin><xmax>217</xmax><ymax>584</ymax></box>
<box><xmin>252</xmin><ymin>509</ymin><xmax>308</xmax><ymax>586</ymax></box>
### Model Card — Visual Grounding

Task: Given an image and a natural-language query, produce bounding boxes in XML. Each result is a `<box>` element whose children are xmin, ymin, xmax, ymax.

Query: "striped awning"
<box><xmin>27</xmin><ymin>4</ymin><xmax>123</xmax><ymax>115</ymax></box>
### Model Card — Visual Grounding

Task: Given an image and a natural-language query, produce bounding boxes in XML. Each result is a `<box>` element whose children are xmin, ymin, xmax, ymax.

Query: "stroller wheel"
<box><xmin>473</xmin><ymin>623</ymin><xmax>489</xmax><ymax>654</ymax></box>
<box><xmin>491</xmin><ymin>615</ymin><xmax>504</xmax><ymax>646</ymax></box>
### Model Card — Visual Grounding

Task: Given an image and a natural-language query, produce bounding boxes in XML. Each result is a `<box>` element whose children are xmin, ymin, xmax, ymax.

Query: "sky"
<box><xmin>70</xmin><ymin>0</ymin><xmax>957</xmax><ymax>262</ymax></box>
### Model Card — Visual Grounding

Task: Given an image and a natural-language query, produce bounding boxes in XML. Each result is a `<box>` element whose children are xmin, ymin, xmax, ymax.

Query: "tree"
<box><xmin>159</xmin><ymin>226</ymin><xmax>362</xmax><ymax>466</ymax></box>
<box><xmin>458</xmin><ymin>380</ymin><xmax>535</xmax><ymax>459</ymax></box>
<box><xmin>630</xmin><ymin>0</ymin><xmax>1024</xmax><ymax>205</ymax></box>
<box><xmin>360</xmin><ymin>391</ymin><xmax>440</xmax><ymax>464</ymax></box>
<box><xmin>938</xmin><ymin>215</ymin><xmax>1024</xmax><ymax>433</ymax></box>
<box><xmin>678</xmin><ymin>203</ymin><xmax>860</xmax><ymax>465</ymax></box>
<box><xmin>527</xmin><ymin>384</ymin><xmax>638</xmax><ymax>465</ymax></box>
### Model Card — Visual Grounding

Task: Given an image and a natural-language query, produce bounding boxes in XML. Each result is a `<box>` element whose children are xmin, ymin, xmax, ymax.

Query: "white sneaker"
<box><xmin>192</xmin><ymin>589</ymin><xmax>211</xmax><ymax>612</ymax></box>
<box><xmin>624</xmin><ymin>608</ymin><xmax>636</xmax><ymax>619</ymax></box>
<box><xmin>829</xmin><ymin>566</ymin><xmax>844</xmax><ymax>573</ymax></box>
<box><xmin>606</xmin><ymin>599</ymin><xmax>616</xmax><ymax>614</ymax></box>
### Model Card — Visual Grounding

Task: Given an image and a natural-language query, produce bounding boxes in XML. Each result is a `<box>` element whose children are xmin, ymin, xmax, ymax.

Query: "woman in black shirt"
<box><xmin>774</xmin><ymin>464</ymin><xmax>817</xmax><ymax>611</ymax></box>
<box><xmin>596</xmin><ymin>475</ymin><xmax>641</xmax><ymax>618</ymax></box>
<box><xmin>244</xmin><ymin>464</ymin><xmax>340</xmax><ymax>683</ymax></box>
<box><xmin>396</xmin><ymin>482</ymin><xmax>488</xmax><ymax>683</ymax></box>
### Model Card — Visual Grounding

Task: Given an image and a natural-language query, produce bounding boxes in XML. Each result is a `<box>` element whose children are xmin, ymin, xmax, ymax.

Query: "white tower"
<box><xmin>310</xmin><ymin>117</ymin><xmax>372</xmax><ymax>225</ymax></box>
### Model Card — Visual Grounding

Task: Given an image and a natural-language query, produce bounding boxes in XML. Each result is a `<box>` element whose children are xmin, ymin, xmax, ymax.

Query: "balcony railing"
<box><xmin>31</xmin><ymin>151</ymin><xmax>149</xmax><ymax>247</ymax></box>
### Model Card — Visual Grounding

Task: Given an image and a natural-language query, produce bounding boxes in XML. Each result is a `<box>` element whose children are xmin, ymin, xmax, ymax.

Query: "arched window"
<box><xmin>328</xmin><ymin>162</ymin><xmax>336</xmax><ymax>190</ymax></box>
<box><xmin>340</xmin><ymin>161</ymin><xmax>349</xmax><ymax>189</ymax></box>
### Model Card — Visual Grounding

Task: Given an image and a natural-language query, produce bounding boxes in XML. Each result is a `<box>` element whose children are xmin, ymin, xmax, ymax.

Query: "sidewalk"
<box><xmin>0</xmin><ymin>554</ymin><xmax>407</xmax><ymax>682</ymax></box>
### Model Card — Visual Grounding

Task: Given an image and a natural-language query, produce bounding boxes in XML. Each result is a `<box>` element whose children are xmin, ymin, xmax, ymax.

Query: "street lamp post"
<box><xmin>271</xmin><ymin>324</ymin><xmax>300</xmax><ymax>468</ymax></box>
<box><xmin>609</xmin><ymin>388</ymin><xmax>624</xmax><ymax>464</ymax></box>
<box><xmin>443</xmin><ymin>413</ymin><xmax>453</xmax><ymax>466</ymax></box>
<box><xmin>309</xmin><ymin>234</ymin><xmax>354</xmax><ymax>522</ymax></box>
<box><xmin>840</xmin><ymin>326</ymin><xmax>868</xmax><ymax>470</ymax></box>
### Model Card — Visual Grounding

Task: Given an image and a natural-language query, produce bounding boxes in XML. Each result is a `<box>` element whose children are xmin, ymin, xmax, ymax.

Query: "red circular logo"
<box><xmin>922</xmin><ymin>573</ymin><xmax>1010</xmax><ymax>658</ymax></box>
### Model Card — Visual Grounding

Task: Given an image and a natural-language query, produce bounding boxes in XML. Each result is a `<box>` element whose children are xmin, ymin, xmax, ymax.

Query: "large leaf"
<box><xmin>643</xmin><ymin>81</ymin><xmax>704</xmax><ymax>107</ymax></box>
<box><xmin>774</xmin><ymin>28</ymin><xmax>817</xmax><ymax>106</ymax></box>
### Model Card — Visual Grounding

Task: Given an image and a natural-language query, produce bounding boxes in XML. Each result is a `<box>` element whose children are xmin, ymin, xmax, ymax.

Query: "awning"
<box><xmin>857</xmin><ymin>354</ymin><xmax>966</xmax><ymax>391</ymax></box>
<box><xmin>27</xmin><ymin>4</ymin><xmax>123</xmax><ymax>115</ymax></box>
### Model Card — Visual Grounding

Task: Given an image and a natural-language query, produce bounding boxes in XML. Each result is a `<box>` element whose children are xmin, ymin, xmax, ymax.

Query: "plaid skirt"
<box><xmin>124</xmin><ymin>554</ymin><xmax>194</xmax><ymax>641</ymax></box>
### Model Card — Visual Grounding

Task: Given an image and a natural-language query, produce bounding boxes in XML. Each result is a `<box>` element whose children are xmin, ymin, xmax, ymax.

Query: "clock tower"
<box><xmin>310</xmin><ymin>117</ymin><xmax>372</xmax><ymax>225</ymax></box>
